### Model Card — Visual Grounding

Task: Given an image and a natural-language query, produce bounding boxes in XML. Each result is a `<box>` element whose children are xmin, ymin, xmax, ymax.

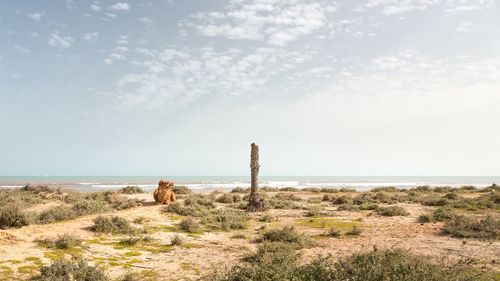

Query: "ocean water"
<box><xmin>0</xmin><ymin>176</ymin><xmax>498</xmax><ymax>192</ymax></box>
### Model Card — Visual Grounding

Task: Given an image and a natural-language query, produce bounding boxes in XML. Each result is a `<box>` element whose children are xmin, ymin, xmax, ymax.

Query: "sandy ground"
<box><xmin>0</xmin><ymin>191</ymin><xmax>499</xmax><ymax>280</ymax></box>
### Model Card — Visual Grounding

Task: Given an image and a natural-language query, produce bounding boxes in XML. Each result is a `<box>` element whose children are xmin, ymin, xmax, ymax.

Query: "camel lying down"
<box><xmin>153</xmin><ymin>179</ymin><xmax>176</xmax><ymax>204</ymax></box>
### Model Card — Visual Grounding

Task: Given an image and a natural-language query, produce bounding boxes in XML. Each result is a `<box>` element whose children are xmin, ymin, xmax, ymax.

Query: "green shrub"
<box><xmin>72</xmin><ymin>200</ymin><xmax>109</xmax><ymax>215</ymax></box>
<box><xmin>377</xmin><ymin>206</ymin><xmax>409</xmax><ymax>217</ymax></box>
<box><xmin>230</xmin><ymin>187</ymin><xmax>249</xmax><ymax>193</ymax></box>
<box><xmin>184</xmin><ymin>195</ymin><xmax>216</xmax><ymax>208</ymax></box>
<box><xmin>322</xmin><ymin>194</ymin><xmax>334</xmax><ymax>201</ymax></box>
<box><xmin>442</xmin><ymin>216</ymin><xmax>500</xmax><ymax>240</ymax></box>
<box><xmin>216</xmin><ymin>193</ymin><xmax>242</xmax><ymax>204</ymax></box>
<box><xmin>36</xmin><ymin>205</ymin><xmax>77</xmax><ymax>224</ymax></box>
<box><xmin>179</xmin><ymin>217</ymin><xmax>201</xmax><ymax>233</ymax></box>
<box><xmin>201</xmin><ymin>209</ymin><xmax>248</xmax><ymax>231</ymax></box>
<box><xmin>273</xmin><ymin>193</ymin><xmax>301</xmax><ymax>201</ymax></box>
<box><xmin>90</xmin><ymin>216</ymin><xmax>138</xmax><ymax>235</ymax></box>
<box><xmin>422</xmin><ymin>197</ymin><xmax>449</xmax><ymax>206</ymax></box>
<box><xmin>305</xmin><ymin>205</ymin><xmax>323</xmax><ymax>217</ymax></box>
<box><xmin>419</xmin><ymin>207</ymin><xmax>457</xmax><ymax>223</ymax></box>
<box><xmin>162</xmin><ymin>202</ymin><xmax>211</xmax><ymax>217</ymax></box>
<box><xmin>267</xmin><ymin>197</ymin><xmax>298</xmax><ymax>209</ymax></box>
<box><xmin>172</xmin><ymin>186</ymin><xmax>192</xmax><ymax>194</ymax></box>
<box><xmin>260</xmin><ymin>226</ymin><xmax>311</xmax><ymax>247</ymax></box>
<box><xmin>337</xmin><ymin>204</ymin><xmax>359</xmax><ymax>211</ymax></box>
<box><xmin>120</xmin><ymin>186</ymin><xmax>144</xmax><ymax>194</ymax></box>
<box><xmin>0</xmin><ymin>205</ymin><xmax>31</xmax><ymax>229</ymax></box>
<box><xmin>33</xmin><ymin>258</ymin><xmax>107</xmax><ymax>281</ymax></box>
<box><xmin>37</xmin><ymin>233</ymin><xmax>82</xmax><ymax>250</ymax></box>
<box><xmin>332</xmin><ymin>195</ymin><xmax>352</xmax><ymax>205</ymax></box>
<box><xmin>210</xmin><ymin>246</ymin><xmax>490</xmax><ymax>281</ymax></box>
<box><xmin>259</xmin><ymin>214</ymin><xmax>275</xmax><ymax>222</ymax></box>
<box><xmin>0</xmin><ymin>188</ymin><xmax>42</xmax><ymax>208</ymax></box>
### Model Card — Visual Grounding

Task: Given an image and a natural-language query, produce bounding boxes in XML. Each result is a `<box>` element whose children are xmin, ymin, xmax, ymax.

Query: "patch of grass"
<box><xmin>120</xmin><ymin>186</ymin><xmax>144</xmax><ymax>194</ymax></box>
<box><xmin>132</xmin><ymin>216</ymin><xmax>150</xmax><ymax>224</ymax></box>
<box><xmin>17</xmin><ymin>264</ymin><xmax>38</xmax><ymax>275</ymax></box>
<box><xmin>172</xmin><ymin>185</ymin><xmax>192</xmax><ymax>194</ymax></box>
<box><xmin>267</xmin><ymin>197</ymin><xmax>299</xmax><ymax>209</ymax></box>
<box><xmin>0</xmin><ymin>204</ymin><xmax>31</xmax><ymax>229</ymax></box>
<box><xmin>90</xmin><ymin>216</ymin><xmax>139</xmax><ymax>235</ymax></box>
<box><xmin>305</xmin><ymin>205</ymin><xmax>323</xmax><ymax>217</ymax></box>
<box><xmin>33</xmin><ymin>258</ymin><xmax>107</xmax><ymax>281</ymax></box>
<box><xmin>179</xmin><ymin>217</ymin><xmax>201</xmax><ymax>233</ymax></box>
<box><xmin>442</xmin><ymin>215</ymin><xmax>500</xmax><ymax>240</ymax></box>
<box><xmin>324</xmin><ymin>227</ymin><xmax>341</xmax><ymax>237</ymax></box>
<box><xmin>377</xmin><ymin>206</ymin><xmax>409</xmax><ymax>216</ymax></box>
<box><xmin>259</xmin><ymin>213</ymin><xmax>275</xmax><ymax>222</ymax></box>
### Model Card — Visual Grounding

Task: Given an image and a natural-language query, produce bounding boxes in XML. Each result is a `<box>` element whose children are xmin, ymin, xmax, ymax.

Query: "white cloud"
<box><xmin>14</xmin><ymin>45</ymin><xmax>31</xmax><ymax>54</ymax></box>
<box><xmin>28</xmin><ymin>11</ymin><xmax>45</xmax><ymax>21</ymax></box>
<box><xmin>30</xmin><ymin>32</ymin><xmax>39</xmax><ymax>37</ymax></box>
<box><xmin>445</xmin><ymin>0</ymin><xmax>495</xmax><ymax>12</ymax></box>
<box><xmin>455</xmin><ymin>22</ymin><xmax>471</xmax><ymax>33</ymax></box>
<box><xmin>91</xmin><ymin>2</ymin><xmax>102</xmax><ymax>12</ymax></box>
<box><xmin>48</xmin><ymin>32</ymin><xmax>74</xmax><ymax>49</ymax></box>
<box><xmin>109</xmin><ymin>2</ymin><xmax>130</xmax><ymax>11</ymax></box>
<box><xmin>365</xmin><ymin>0</ymin><xmax>495</xmax><ymax>15</ymax></box>
<box><xmin>84</xmin><ymin>32</ymin><xmax>99</xmax><ymax>41</ymax></box>
<box><xmin>139</xmin><ymin>17</ymin><xmax>153</xmax><ymax>24</ymax></box>
<box><xmin>186</xmin><ymin>0</ymin><xmax>337</xmax><ymax>46</ymax></box>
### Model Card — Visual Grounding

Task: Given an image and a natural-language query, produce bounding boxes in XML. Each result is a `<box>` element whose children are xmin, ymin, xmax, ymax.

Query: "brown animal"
<box><xmin>153</xmin><ymin>179</ymin><xmax>176</xmax><ymax>204</ymax></box>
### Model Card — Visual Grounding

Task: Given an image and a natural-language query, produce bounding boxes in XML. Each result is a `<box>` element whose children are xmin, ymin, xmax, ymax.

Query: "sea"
<box><xmin>0</xmin><ymin>176</ymin><xmax>498</xmax><ymax>192</ymax></box>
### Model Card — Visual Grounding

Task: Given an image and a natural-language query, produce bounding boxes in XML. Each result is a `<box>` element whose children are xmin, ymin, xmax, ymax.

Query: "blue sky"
<box><xmin>1</xmin><ymin>0</ymin><xmax>499</xmax><ymax>176</ymax></box>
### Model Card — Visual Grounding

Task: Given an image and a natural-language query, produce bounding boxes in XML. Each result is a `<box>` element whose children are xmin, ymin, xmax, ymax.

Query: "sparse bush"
<box><xmin>162</xmin><ymin>201</ymin><xmax>212</xmax><ymax>217</ymax></box>
<box><xmin>371</xmin><ymin>187</ymin><xmax>399</xmax><ymax>192</ymax></box>
<box><xmin>90</xmin><ymin>216</ymin><xmax>138</xmax><ymax>235</ymax></box>
<box><xmin>36</xmin><ymin>205</ymin><xmax>77</xmax><ymax>224</ymax></box>
<box><xmin>267</xmin><ymin>197</ymin><xmax>298</xmax><ymax>209</ymax></box>
<box><xmin>273</xmin><ymin>193</ymin><xmax>301</xmax><ymax>201</ymax></box>
<box><xmin>260</xmin><ymin>226</ymin><xmax>311</xmax><ymax>247</ymax></box>
<box><xmin>322</xmin><ymin>194</ymin><xmax>334</xmax><ymax>201</ymax></box>
<box><xmin>377</xmin><ymin>206</ymin><xmax>409</xmax><ymax>217</ymax></box>
<box><xmin>305</xmin><ymin>205</ymin><xmax>323</xmax><ymax>217</ymax></box>
<box><xmin>171</xmin><ymin>234</ymin><xmax>184</xmax><ymax>246</ymax></box>
<box><xmin>231</xmin><ymin>187</ymin><xmax>249</xmax><ymax>193</ymax></box>
<box><xmin>259</xmin><ymin>214</ymin><xmax>275</xmax><ymax>222</ymax></box>
<box><xmin>307</xmin><ymin>197</ymin><xmax>322</xmax><ymax>204</ymax></box>
<box><xmin>72</xmin><ymin>200</ymin><xmax>109</xmax><ymax>215</ymax></box>
<box><xmin>37</xmin><ymin>233</ymin><xmax>83</xmax><ymax>249</ymax></box>
<box><xmin>179</xmin><ymin>217</ymin><xmax>201</xmax><ymax>233</ymax></box>
<box><xmin>422</xmin><ymin>197</ymin><xmax>449</xmax><ymax>206</ymax></box>
<box><xmin>0</xmin><ymin>205</ymin><xmax>31</xmax><ymax>229</ymax></box>
<box><xmin>442</xmin><ymin>216</ymin><xmax>499</xmax><ymax>240</ymax></box>
<box><xmin>0</xmin><ymin>188</ymin><xmax>42</xmax><ymax>208</ymax></box>
<box><xmin>172</xmin><ymin>186</ymin><xmax>192</xmax><ymax>194</ymax></box>
<box><xmin>201</xmin><ymin>209</ymin><xmax>248</xmax><ymax>231</ymax></box>
<box><xmin>120</xmin><ymin>186</ymin><xmax>144</xmax><ymax>194</ymax></box>
<box><xmin>184</xmin><ymin>195</ymin><xmax>216</xmax><ymax>208</ymax></box>
<box><xmin>419</xmin><ymin>207</ymin><xmax>457</xmax><ymax>223</ymax></box>
<box><xmin>133</xmin><ymin>216</ymin><xmax>150</xmax><ymax>224</ymax></box>
<box><xmin>33</xmin><ymin>258</ymin><xmax>107</xmax><ymax>281</ymax></box>
<box><xmin>324</xmin><ymin>227</ymin><xmax>341</xmax><ymax>237</ymax></box>
<box><xmin>332</xmin><ymin>195</ymin><xmax>352</xmax><ymax>205</ymax></box>
<box><xmin>337</xmin><ymin>204</ymin><xmax>359</xmax><ymax>211</ymax></box>
<box><xmin>345</xmin><ymin>225</ymin><xmax>362</xmax><ymax>236</ymax></box>
<box><xmin>216</xmin><ymin>193</ymin><xmax>242</xmax><ymax>204</ymax></box>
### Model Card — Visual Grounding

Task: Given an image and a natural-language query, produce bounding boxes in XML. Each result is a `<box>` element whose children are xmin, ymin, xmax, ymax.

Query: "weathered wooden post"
<box><xmin>247</xmin><ymin>143</ymin><xmax>267</xmax><ymax>212</ymax></box>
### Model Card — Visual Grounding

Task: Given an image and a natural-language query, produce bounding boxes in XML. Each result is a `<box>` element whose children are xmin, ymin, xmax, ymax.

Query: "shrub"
<box><xmin>419</xmin><ymin>207</ymin><xmax>457</xmax><ymax>223</ymax></box>
<box><xmin>371</xmin><ymin>187</ymin><xmax>399</xmax><ymax>192</ymax></box>
<box><xmin>307</xmin><ymin>197</ymin><xmax>322</xmax><ymax>204</ymax></box>
<box><xmin>260</xmin><ymin>226</ymin><xmax>311</xmax><ymax>247</ymax></box>
<box><xmin>120</xmin><ymin>186</ymin><xmax>144</xmax><ymax>194</ymax></box>
<box><xmin>0</xmin><ymin>205</ymin><xmax>31</xmax><ymax>229</ymax></box>
<box><xmin>133</xmin><ymin>216</ymin><xmax>150</xmax><ymax>224</ymax></box>
<box><xmin>162</xmin><ymin>202</ymin><xmax>211</xmax><ymax>217</ymax></box>
<box><xmin>273</xmin><ymin>193</ymin><xmax>301</xmax><ymax>201</ymax></box>
<box><xmin>184</xmin><ymin>195</ymin><xmax>216</xmax><ymax>208</ymax></box>
<box><xmin>322</xmin><ymin>194</ymin><xmax>334</xmax><ymax>201</ymax></box>
<box><xmin>90</xmin><ymin>216</ymin><xmax>138</xmax><ymax>235</ymax></box>
<box><xmin>179</xmin><ymin>217</ymin><xmax>201</xmax><ymax>233</ymax></box>
<box><xmin>442</xmin><ymin>216</ymin><xmax>500</xmax><ymax>240</ymax></box>
<box><xmin>267</xmin><ymin>197</ymin><xmax>298</xmax><ymax>209</ymax></box>
<box><xmin>259</xmin><ymin>214</ymin><xmax>275</xmax><ymax>222</ymax></box>
<box><xmin>172</xmin><ymin>186</ymin><xmax>192</xmax><ymax>194</ymax></box>
<box><xmin>72</xmin><ymin>200</ymin><xmax>109</xmax><ymax>215</ymax></box>
<box><xmin>33</xmin><ymin>258</ymin><xmax>107</xmax><ymax>281</ymax></box>
<box><xmin>332</xmin><ymin>195</ymin><xmax>352</xmax><ymax>205</ymax></box>
<box><xmin>37</xmin><ymin>233</ymin><xmax>82</xmax><ymax>249</ymax></box>
<box><xmin>36</xmin><ymin>205</ymin><xmax>77</xmax><ymax>224</ymax></box>
<box><xmin>0</xmin><ymin>188</ymin><xmax>42</xmax><ymax>208</ymax></box>
<box><xmin>171</xmin><ymin>234</ymin><xmax>184</xmax><ymax>246</ymax></box>
<box><xmin>216</xmin><ymin>193</ymin><xmax>242</xmax><ymax>204</ymax></box>
<box><xmin>337</xmin><ymin>204</ymin><xmax>359</xmax><ymax>211</ymax></box>
<box><xmin>201</xmin><ymin>209</ymin><xmax>248</xmax><ymax>231</ymax></box>
<box><xmin>345</xmin><ymin>225</ymin><xmax>362</xmax><ymax>236</ymax></box>
<box><xmin>324</xmin><ymin>227</ymin><xmax>341</xmax><ymax>237</ymax></box>
<box><xmin>305</xmin><ymin>205</ymin><xmax>323</xmax><ymax>217</ymax></box>
<box><xmin>377</xmin><ymin>206</ymin><xmax>409</xmax><ymax>217</ymax></box>
<box><xmin>210</xmin><ymin>247</ymin><xmax>489</xmax><ymax>281</ymax></box>
<box><xmin>231</xmin><ymin>187</ymin><xmax>249</xmax><ymax>193</ymax></box>
<box><xmin>422</xmin><ymin>197</ymin><xmax>449</xmax><ymax>206</ymax></box>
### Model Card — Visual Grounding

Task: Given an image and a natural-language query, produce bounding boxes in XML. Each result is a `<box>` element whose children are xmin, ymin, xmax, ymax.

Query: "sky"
<box><xmin>0</xmin><ymin>0</ymin><xmax>499</xmax><ymax>176</ymax></box>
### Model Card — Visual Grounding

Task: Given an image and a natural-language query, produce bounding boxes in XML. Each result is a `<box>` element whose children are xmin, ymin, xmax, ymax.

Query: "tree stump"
<box><xmin>247</xmin><ymin>143</ymin><xmax>267</xmax><ymax>212</ymax></box>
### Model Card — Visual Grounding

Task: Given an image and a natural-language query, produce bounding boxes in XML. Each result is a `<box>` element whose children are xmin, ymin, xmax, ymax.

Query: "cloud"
<box><xmin>84</xmin><ymin>32</ymin><xmax>99</xmax><ymax>41</ymax></box>
<box><xmin>91</xmin><ymin>2</ymin><xmax>102</xmax><ymax>12</ymax></box>
<box><xmin>104</xmin><ymin>36</ymin><xmax>130</xmax><ymax>65</ymax></box>
<box><xmin>48</xmin><ymin>32</ymin><xmax>74</xmax><ymax>49</ymax></box>
<box><xmin>109</xmin><ymin>2</ymin><xmax>130</xmax><ymax>11</ymax></box>
<box><xmin>455</xmin><ymin>22</ymin><xmax>471</xmax><ymax>33</ymax></box>
<box><xmin>139</xmin><ymin>17</ymin><xmax>153</xmax><ymax>24</ymax></box>
<box><xmin>14</xmin><ymin>45</ymin><xmax>32</xmax><ymax>54</ymax></box>
<box><xmin>364</xmin><ymin>0</ymin><xmax>495</xmax><ymax>15</ymax></box>
<box><xmin>28</xmin><ymin>11</ymin><xmax>45</xmax><ymax>21</ymax></box>
<box><xmin>103</xmin><ymin>45</ymin><xmax>318</xmax><ymax>109</ymax></box>
<box><xmin>185</xmin><ymin>0</ymin><xmax>337</xmax><ymax>46</ymax></box>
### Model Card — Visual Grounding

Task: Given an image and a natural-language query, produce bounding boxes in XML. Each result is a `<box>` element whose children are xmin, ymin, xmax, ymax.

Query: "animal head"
<box><xmin>158</xmin><ymin>179</ymin><xmax>174</xmax><ymax>188</ymax></box>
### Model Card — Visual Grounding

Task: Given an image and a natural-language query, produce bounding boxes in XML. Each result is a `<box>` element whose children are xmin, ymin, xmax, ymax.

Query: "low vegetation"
<box><xmin>0</xmin><ymin>205</ymin><xmax>31</xmax><ymax>229</ymax></box>
<box><xmin>90</xmin><ymin>216</ymin><xmax>139</xmax><ymax>235</ymax></box>
<box><xmin>33</xmin><ymin>258</ymin><xmax>107</xmax><ymax>281</ymax></box>
<box><xmin>36</xmin><ymin>233</ymin><xmax>83</xmax><ymax>250</ymax></box>
<box><xmin>259</xmin><ymin>226</ymin><xmax>312</xmax><ymax>248</ymax></box>
<box><xmin>376</xmin><ymin>206</ymin><xmax>409</xmax><ymax>216</ymax></box>
<box><xmin>442</xmin><ymin>216</ymin><xmax>500</xmax><ymax>240</ymax></box>
<box><xmin>120</xmin><ymin>186</ymin><xmax>144</xmax><ymax>194</ymax></box>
